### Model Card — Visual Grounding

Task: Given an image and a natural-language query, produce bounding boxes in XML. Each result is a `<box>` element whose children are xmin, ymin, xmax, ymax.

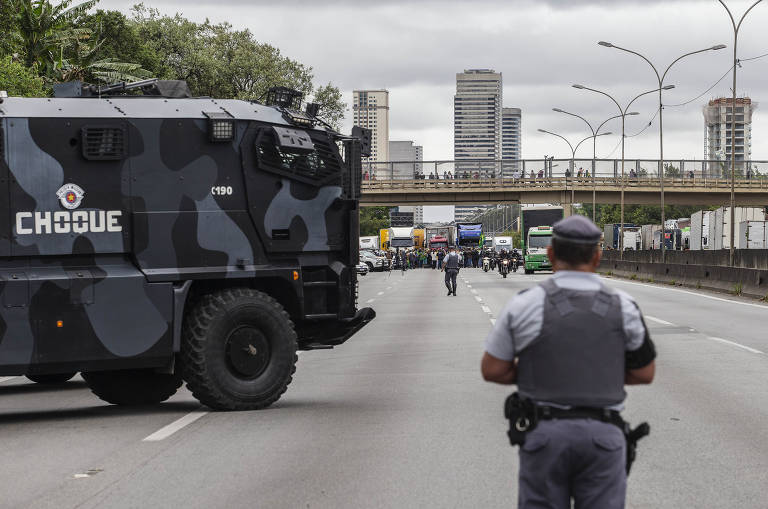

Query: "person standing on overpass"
<box><xmin>481</xmin><ymin>214</ymin><xmax>656</xmax><ymax>509</ymax></box>
<box><xmin>442</xmin><ymin>247</ymin><xmax>460</xmax><ymax>296</ymax></box>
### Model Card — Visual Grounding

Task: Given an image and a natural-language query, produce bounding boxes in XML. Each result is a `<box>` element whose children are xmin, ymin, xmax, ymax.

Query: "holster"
<box><xmin>624</xmin><ymin>421</ymin><xmax>650</xmax><ymax>475</ymax></box>
<box><xmin>503</xmin><ymin>393</ymin><xmax>537</xmax><ymax>446</ymax></box>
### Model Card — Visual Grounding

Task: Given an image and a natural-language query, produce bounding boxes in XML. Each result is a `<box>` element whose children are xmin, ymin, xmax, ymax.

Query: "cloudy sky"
<box><xmin>101</xmin><ymin>0</ymin><xmax>768</xmax><ymax>219</ymax></box>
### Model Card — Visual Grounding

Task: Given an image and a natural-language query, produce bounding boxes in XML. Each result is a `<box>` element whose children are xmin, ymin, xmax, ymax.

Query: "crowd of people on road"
<box><xmin>369</xmin><ymin>246</ymin><xmax>521</xmax><ymax>271</ymax></box>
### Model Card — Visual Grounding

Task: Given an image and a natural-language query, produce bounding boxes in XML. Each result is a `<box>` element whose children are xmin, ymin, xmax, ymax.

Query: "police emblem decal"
<box><xmin>56</xmin><ymin>184</ymin><xmax>85</xmax><ymax>210</ymax></box>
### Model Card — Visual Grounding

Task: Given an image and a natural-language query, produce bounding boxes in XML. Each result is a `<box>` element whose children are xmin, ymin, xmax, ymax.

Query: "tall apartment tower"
<box><xmin>389</xmin><ymin>140</ymin><xmax>424</xmax><ymax>224</ymax></box>
<box><xmin>353</xmin><ymin>90</ymin><xmax>390</xmax><ymax>169</ymax></box>
<box><xmin>703</xmin><ymin>97</ymin><xmax>756</xmax><ymax>174</ymax></box>
<box><xmin>454</xmin><ymin>69</ymin><xmax>502</xmax><ymax>223</ymax></box>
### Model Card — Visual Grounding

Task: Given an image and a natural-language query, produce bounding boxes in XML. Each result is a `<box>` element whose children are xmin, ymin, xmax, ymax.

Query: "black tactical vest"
<box><xmin>444</xmin><ymin>253</ymin><xmax>459</xmax><ymax>269</ymax></box>
<box><xmin>516</xmin><ymin>278</ymin><xmax>626</xmax><ymax>407</ymax></box>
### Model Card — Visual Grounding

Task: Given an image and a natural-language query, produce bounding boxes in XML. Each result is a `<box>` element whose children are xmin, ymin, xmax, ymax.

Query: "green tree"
<box><xmin>15</xmin><ymin>0</ymin><xmax>98</xmax><ymax>75</ymax></box>
<box><xmin>0</xmin><ymin>55</ymin><xmax>47</xmax><ymax>96</ymax></box>
<box><xmin>313</xmin><ymin>83</ymin><xmax>346</xmax><ymax>131</ymax></box>
<box><xmin>360</xmin><ymin>207</ymin><xmax>390</xmax><ymax>236</ymax></box>
<box><xmin>57</xmin><ymin>36</ymin><xmax>151</xmax><ymax>83</ymax></box>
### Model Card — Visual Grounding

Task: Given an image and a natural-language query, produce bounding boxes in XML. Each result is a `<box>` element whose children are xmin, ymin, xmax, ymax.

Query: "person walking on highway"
<box><xmin>437</xmin><ymin>249</ymin><xmax>445</xmax><ymax>269</ymax></box>
<box><xmin>481</xmin><ymin>215</ymin><xmax>656</xmax><ymax>509</ymax></box>
<box><xmin>442</xmin><ymin>247</ymin><xmax>460</xmax><ymax>296</ymax></box>
<box><xmin>431</xmin><ymin>250</ymin><xmax>438</xmax><ymax>269</ymax></box>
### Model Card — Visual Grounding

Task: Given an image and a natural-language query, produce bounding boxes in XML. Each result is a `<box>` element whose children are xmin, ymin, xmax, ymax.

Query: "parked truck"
<box><xmin>603</xmin><ymin>223</ymin><xmax>637</xmax><ymax>250</ymax></box>
<box><xmin>737</xmin><ymin>220</ymin><xmax>768</xmax><ymax>249</ymax></box>
<box><xmin>413</xmin><ymin>228</ymin><xmax>426</xmax><ymax>249</ymax></box>
<box><xmin>388</xmin><ymin>227</ymin><xmax>415</xmax><ymax>249</ymax></box>
<box><xmin>426</xmin><ymin>225</ymin><xmax>456</xmax><ymax>248</ymax></box>
<box><xmin>521</xmin><ymin>206</ymin><xmax>564</xmax><ymax>274</ymax></box>
<box><xmin>359</xmin><ymin>236</ymin><xmax>379</xmax><ymax>250</ymax></box>
<box><xmin>493</xmin><ymin>236</ymin><xmax>513</xmax><ymax>252</ymax></box>
<box><xmin>456</xmin><ymin>223</ymin><xmax>483</xmax><ymax>247</ymax></box>
<box><xmin>691</xmin><ymin>207</ymin><xmax>765</xmax><ymax>250</ymax></box>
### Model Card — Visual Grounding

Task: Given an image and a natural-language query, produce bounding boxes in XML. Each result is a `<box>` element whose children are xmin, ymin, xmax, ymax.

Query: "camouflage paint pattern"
<box><xmin>0</xmin><ymin>96</ymin><xmax>367</xmax><ymax>375</ymax></box>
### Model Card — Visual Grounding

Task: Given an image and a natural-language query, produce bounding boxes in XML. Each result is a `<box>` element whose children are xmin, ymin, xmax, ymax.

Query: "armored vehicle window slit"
<box><xmin>254</xmin><ymin>128</ymin><xmax>343</xmax><ymax>187</ymax></box>
<box><xmin>81</xmin><ymin>125</ymin><xmax>126</xmax><ymax>161</ymax></box>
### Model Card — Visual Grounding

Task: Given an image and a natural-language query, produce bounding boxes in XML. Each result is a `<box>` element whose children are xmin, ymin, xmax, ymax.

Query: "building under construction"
<box><xmin>703</xmin><ymin>97</ymin><xmax>756</xmax><ymax>176</ymax></box>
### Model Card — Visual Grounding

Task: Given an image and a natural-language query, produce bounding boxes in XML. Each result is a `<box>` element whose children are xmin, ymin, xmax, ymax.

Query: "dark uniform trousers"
<box><xmin>518</xmin><ymin>420</ymin><xmax>626</xmax><ymax>509</ymax></box>
<box><xmin>443</xmin><ymin>254</ymin><xmax>459</xmax><ymax>293</ymax></box>
<box><xmin>516</xmin><ymin>279</ymin><xmax>628</xmax><ymax>509</ymax></box>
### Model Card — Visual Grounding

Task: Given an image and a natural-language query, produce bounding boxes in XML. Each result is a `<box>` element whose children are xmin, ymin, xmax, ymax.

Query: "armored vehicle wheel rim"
<box><xmin>225</xmin><ymin>326</ymin><xmax>271</xmax><ymax>379</ymax></box>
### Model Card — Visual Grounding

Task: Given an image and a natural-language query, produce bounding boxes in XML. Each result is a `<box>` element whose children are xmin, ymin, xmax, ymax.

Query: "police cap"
<box><xmin>552</xmin><ymin>215</ymin><xmax>602</xmax><ymax>245</ymax></box>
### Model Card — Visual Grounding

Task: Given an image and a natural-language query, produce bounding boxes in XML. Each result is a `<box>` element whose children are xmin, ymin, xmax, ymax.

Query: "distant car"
<box><xmin>356</xmin><ymin>262</ymin><xmax>369</xmax><ymax>276</ymax></box>
<box><xmin>360</xmin><ymin>250</ymin><xmax>386</xmax><ymax>272</ymax></box>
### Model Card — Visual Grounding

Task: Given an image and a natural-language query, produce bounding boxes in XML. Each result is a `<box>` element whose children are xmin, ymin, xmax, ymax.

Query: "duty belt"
<box><xmin>536</xmin><ymin>405</ymin><xmax>624</xmax><ymax>427</ymax></box>
<box><xmin>503</xmin><ymin>393</ymin><xmax>650</xmax><ymax>475</ymax></box>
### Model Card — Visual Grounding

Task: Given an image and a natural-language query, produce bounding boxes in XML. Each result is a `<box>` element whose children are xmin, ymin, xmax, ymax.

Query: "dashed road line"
<box><xmin>645</xmin><ymin>315</ymin><xmax>674</xmax><ymax>326</ymax></box>
<box><xmin>143</xmin><ymin>410</ymin><xmax>209</xmax><ymax>442</ymax></box>
<box><xmin>366</xmin><ymin>299</ymin><xmax>375</xmax><ymax>304</ymax></box>
<box><xmin>474</xmin><ymin>296</ymin><xmax>482</xmax><ymax>303</ymax></box>
<box><xmin>377</xmin><ymin>291</ymin><xmax>384</xmax><ymax>296</ymax></box>
<box><xmin>481</xmin><ymin>306</ymin><xmax>492</xmax><ymax>314</ymax></box>
<box><xmin>0</xmin><ymin>376</ymin><xmax>16</xmax><ymax>383</ymax></box>
<box><xmin>490</xmin><ymin>318</ymin><xmax>497</xmax><ymax>326</ymax></box>
<box><xmin>707</xmin><ymin>337</ymin><xmax>764</xmax><ymax>355</ymax></box>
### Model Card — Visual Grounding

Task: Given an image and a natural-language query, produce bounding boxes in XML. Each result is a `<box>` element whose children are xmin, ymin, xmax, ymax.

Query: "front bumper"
<box><xmin>297</xmin><ymin>307</ymin><xmax>376</xmax><ymax>350</ymax></box>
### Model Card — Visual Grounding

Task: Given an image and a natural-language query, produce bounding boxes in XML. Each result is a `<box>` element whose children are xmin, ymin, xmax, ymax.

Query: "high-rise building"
<box><xmin>353</xmin><ymin>90</ymin><xmax>389</xmax><ymax>170</ymax></box>
<box><xmin>703</xmin><ymin>97</ymin><xmax>755</xmax><ymax>174</ymax></box>
<box><xmin>501</xmin><ymin>107</ymin><xmax>522</xmax><ymax>178</ymax></box>
<box><xmin>389</xmin><ymin>140</ymin><xmax>423</xmax><ymax>179</ymax></box>
<box><xmin>454</xmin><ymin>69</ymin><xmax>502</xmax><ymax>222</ymax></box>
<box><xmin>454</xmin><ymin>69</ymin><xmax>502</xmax><ymax>163</ymax></box>
<box><xmin>390</xmin><ymin>140</ymin><xmax>424</xmax><ymax>224</ymax></box>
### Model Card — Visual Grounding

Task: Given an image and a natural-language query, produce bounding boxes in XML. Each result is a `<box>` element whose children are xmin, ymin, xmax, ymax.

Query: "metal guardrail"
<box><xmin>361</xmin><ymin>175</ymin><xmax>768</xmax><ymax>191</ymax></box>
<box><xmin>362</xmin><ymin>158</ymin><xmax>768</xmax><ymax>183</ymax></box>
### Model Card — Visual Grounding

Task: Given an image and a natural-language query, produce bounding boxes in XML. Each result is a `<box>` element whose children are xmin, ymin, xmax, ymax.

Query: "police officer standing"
<box><xmin>481</xmin><ymin>215</ymin><xmax>656</xmax><ymax>508</ymax></box>
<box><xmin>442</xmin><ymin>247</ymin><xmax>460</xmax><ymax>296</ymax></box>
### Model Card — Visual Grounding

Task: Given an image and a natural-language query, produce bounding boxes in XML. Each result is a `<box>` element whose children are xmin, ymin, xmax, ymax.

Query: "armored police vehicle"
<box><xmin>0</xmin><ymin>79</ymin><xmax>374</xmax><ymax>410</ymax></box>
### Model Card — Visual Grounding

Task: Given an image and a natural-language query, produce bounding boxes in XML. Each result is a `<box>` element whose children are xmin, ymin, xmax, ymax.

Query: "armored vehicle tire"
<box><xmin>181</xmin><ymin>288</ymin><xmax>297</xmax><ymax>411</ymax></box>
<box><xmin>81</xmin><ymin>370</ymin><xmax>183</xmax><ymax>405</ymax></box>
<box><xmin>26</xmin><ymin>372</ymin><xmax>77</xmax><ymax>384</ymax></box>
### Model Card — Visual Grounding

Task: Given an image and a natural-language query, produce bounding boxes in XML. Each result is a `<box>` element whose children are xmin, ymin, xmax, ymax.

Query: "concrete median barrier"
<box><xmin>599</xmin><ymin>250</ymin><xmax>768</xmax><ymax>300</ymax></box>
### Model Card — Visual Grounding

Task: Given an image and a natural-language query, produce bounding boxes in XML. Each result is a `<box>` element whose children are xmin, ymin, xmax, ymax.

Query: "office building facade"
<box><xmin>453</xmin><ymin>69</ymin><xmax>502</xmax><ymax>222</ymax></box>
<box><xmin>501</xmin><ymin>107</ymin><xmax>522</xmax><ymax>178</ymax></box>
<box><xmin>353</xmin><ymin>90</ymin><xmax>390</xmax><ymax>171</ymax></box>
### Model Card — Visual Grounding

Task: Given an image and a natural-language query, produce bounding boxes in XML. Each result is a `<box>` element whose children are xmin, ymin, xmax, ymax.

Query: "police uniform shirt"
<box><xmin>484</xmin><ymin>271</ymin><xmax>650</xmax><ymax>405</ymax></box>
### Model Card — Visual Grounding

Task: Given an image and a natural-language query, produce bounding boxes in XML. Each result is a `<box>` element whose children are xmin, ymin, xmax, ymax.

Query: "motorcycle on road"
<box><xmin>482</xmin><ymin>257</ymin><xmax>490</xmax><ymax>272</ymax></box>
<box><xmin>500</xmin><ymin>258</ymin><xmax>509</xmax><ymax>278</ymax></box>
<box><xmin>511</xmin><ymin>255</ymin><xmax>520</xmax><ymax>273</ymax></box>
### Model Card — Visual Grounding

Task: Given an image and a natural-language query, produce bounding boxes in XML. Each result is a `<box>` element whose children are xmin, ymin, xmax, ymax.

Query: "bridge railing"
<box><xmin>360</xmin><ymin>159</ymin><xmax>768</xmax><ymax>190</ymax></box>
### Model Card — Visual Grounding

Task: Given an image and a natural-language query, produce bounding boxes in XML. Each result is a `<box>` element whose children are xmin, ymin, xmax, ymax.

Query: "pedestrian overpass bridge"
<box><xmin>359</xmin><ymin>158</ymin><xmax>768</xmax><ymax>206</ymax></box>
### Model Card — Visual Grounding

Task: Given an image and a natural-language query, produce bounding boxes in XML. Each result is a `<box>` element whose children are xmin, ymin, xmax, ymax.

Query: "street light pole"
<box><xmin>572</xmin><ymin>85</ymin><xmax>667</xmax><ymax>256</ymax></box>
<box><xmin>598</xmin><ymin>41</ymin><xmax>726</xmax><ymax>262</ymax></box>
<box><xmin>718</xmin><ymin>0</ymin><xmax>762</xmax><ymax>266</ymax></box>
<box><xmin>538</xmin><ymin>128</ymin><xmax>611</xmax><ymax>217</ymax></box>
<box><xmin>553</xmin><ymin>109</ymin><xmax>626</xmax><ymax>222</ymax></box>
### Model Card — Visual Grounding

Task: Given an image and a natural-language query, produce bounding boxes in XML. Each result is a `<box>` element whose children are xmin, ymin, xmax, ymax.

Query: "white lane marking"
<box><xmin>143</xmin><ymin>410</ymin><xmax>209</xmax><ymax>442</ymax></box>
<box><xmin>482</xmin><ymin>306</ymin><xmax>492</xmax><ymax>314</ymax></box>
<box><xmin>645</xmin><ymin>315</ymin><xmax>674</xmax><ymax>326</ymax></box>
<box><xmin>470</xmin><ymin>289</ymin><xmax>478</xmax><ymax>294</ymax></box>
<box><xmin>377</xmin><ymin>291</ymin><xmax>384</xmax><ymax>296</ymax></box>
<box><xmin>366</xmin><ymin>299</ymin><xmax>375</xmax><ymax>303</ymax></box>
<box><xmin>474</xmin><ymin>296</ymin><xmax>482</xmax><ymax>303</ymax></box>
<box><xmin>490</xmin><ymin>318</ymin><xmax>497</xmax><ymax>326</ymax></box>
<box><xmin>707</xmin><ymin>337</ymin><xmax>764</xmax><ymax>355</ymax></box>
<box><xmin>467</xmin><ymin>285</ymin><xmax>472</xmax><ymax>288</ymax></box>
<box><xmin>386</xmin><ymin>287</ymin><xmax>392</xmax><ymax>290</ymax></box>
<box><xmin>0</xmin><ymin>377</ymin><xmax>16</xmax><ymax>383</ymax></box>
<box><xmin>605</xmin><ymin>277</ymin><xmax>768</xmax><ymax>310</ymax></box>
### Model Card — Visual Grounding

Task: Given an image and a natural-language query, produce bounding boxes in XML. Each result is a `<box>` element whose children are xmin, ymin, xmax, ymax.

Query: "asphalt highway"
<box><xmin>1</xmin><ymin>267</ymin><xmax>767</xmax><ymax>508</ymax></box>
